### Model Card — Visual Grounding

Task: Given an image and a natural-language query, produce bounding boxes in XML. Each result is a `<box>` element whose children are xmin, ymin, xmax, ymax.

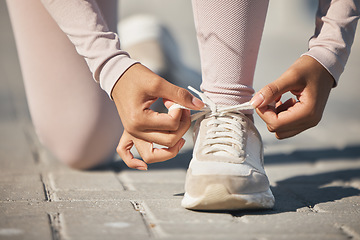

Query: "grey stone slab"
<box><xmin>315</xmin><ymin>159</ymin><xmax>360</xmax><ymax>173</ymax></box>
<box><xmin>314</xmin><ymin>195</ymin><xmax>360</xmax><ymax>214</ymax></box>
<box><xmin>118</xmin><ymin>169</ymin><xmax>187</xmax><ymax>183</ymax></box>
<box><xmin>0</xmin><ymin>201</ymin><xmax>149</xmax><ymax>240</ymax></box>
<box><xmin>265</xmin><ymin>163</ymin><xmax>316</xmax><ymax>184</ymax></box>
<box><xmin>339</xmin><ymin>222</ymin><xmax>360</xmax><ymax>240</ymax></box>
<box><xmin>47</xmin><ymin>170</ymin><xmax>125</xmax><ymax>191</ymax></box>
<box><xmin>130</xmin><ymin>182</ymin><xmax>185</xmax><ymax>197</ymax></box>
<box><xmin>51</xmin><ymin>190</ymin><xmax>136</xmax><ymax>202</ymax></box>
<box><xmin>237</xmin><ymin>212</ymin><xmax>351</xmax><ymax>236</ymax></box>
<box><xmin>143</xmin><ymin>199</ymin><xmax>234</xmax><ymax>224</ymax></box>
<box><xmin>276</xmin><ymin>181</ymin><xmax>360</xmax><ymax>211</ymax></box>
<box><xmin>0</xmin><ymin>204</ymin><xmax>52</xmax><ymax>240</ymax></box>
<box><xmin>0</xmin><ymin>173</ymin><xmax>45</xmax><ymax>202</ymax></box>
<box><xmin>59</xmin><ymin>201</ymin><xmax>149</xmax><ymax>240</ymax></box>
<box><xmin>51</xmin><ymin>184</ymin><xmax>184</xmax><ymax>201</ymax></box>
<box><xmin>149</xmin><ymin>210</ymin><xmax>350</xmax><ymax>239</ymax></box>
<box><xmin>46</xmin><ymin>170</ymin><xmax>126</xmax><ymax>201</ymax></box>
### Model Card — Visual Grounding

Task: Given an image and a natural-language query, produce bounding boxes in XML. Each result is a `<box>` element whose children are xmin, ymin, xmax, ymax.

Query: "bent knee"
<box><xmin>35</xmin><ymin>130</ymin><xmax>117</xmax><ymax>170</ymax></box>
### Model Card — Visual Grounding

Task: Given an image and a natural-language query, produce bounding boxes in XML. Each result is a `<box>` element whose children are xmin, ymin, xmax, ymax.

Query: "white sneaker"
<box><xmin>172</xmin><ymin>87</ymin><xmax>275</xmax><ymax>210</ymax></box>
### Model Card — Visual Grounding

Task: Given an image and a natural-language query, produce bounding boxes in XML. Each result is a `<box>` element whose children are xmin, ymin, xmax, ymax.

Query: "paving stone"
<box><xmin>58</xmin><ymin>201</ymin><xmax>149</xmax><ymax>240</ymax></box>
<box><xmin>0</xmin><ymin>204</ymin><xmax>52</xmax><ymax>240</ymax></box>
<box><xmin>147</xmin><ymin>210</ymin><xmax>352</xmax><ymax>239</ymax></box>
<box><xmin>47</xmin><ymin>170</ymin><xmax>124</xmax><ymax>191</ymax></box>
<box><xmin>129</xmin><ymin>182</ymin><xmax>185</xmax><ymax>197</ymax></box>
<box><xmin>118</xmin><ymin>169</ymin><xmax>187</xmax><ymax>183</ymax></box>
<box><xmin>46</xmin><ymin>170</ymin><xmax>125</xmax><ymax>201</ymax></box>
<box><xmin>265</xmin><ymin>163</ymin><xmax>316</xmax><ymax>184</ymax></box>
<box><xmin>143</xmin><ymin>199</ymin><xmax>234</xmax><ymax>224</ymax></box>
<box><xmin>314</xmin><ymin>195</ymin><xmax>360</xmax><ymax>214</ymax></box>
<box><xmin>315</xmin><ymin>158</ymin><xmax>360</xmax><ymax>173</ymax></box>
<box><xmin>0</xmin><ymin>173</ymin><xmax>45</xmax><ymax>201</ymax></box>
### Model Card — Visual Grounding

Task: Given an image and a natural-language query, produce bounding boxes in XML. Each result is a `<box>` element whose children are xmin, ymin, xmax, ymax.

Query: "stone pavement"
<box><xmin>1</xmin><ymin>1</ymin><xmax>360</xmax><ymax>239</ymax></box>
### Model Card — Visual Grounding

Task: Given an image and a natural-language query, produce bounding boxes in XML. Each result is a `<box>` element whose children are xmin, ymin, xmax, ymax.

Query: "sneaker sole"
<box><xmin>181</xmin><ymin>184</ymin><xmax>275</xmax><ymax>210</ymax></box>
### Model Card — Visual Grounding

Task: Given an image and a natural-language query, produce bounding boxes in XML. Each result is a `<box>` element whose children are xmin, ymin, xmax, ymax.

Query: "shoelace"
<box><xmin>169</xmin><ymin>86</ymin><xmax>254</xmax><ymax>157</ymax></box>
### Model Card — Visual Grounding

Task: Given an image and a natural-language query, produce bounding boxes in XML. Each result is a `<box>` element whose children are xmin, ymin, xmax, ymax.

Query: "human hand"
<box><xmin>116</xmin><ymin>101</ymin><xmax>189</xmax><ymax>170</ymax></box>
<box><xmin>112</xmin><ymin>63</ymin><xmax>204</xmax><ymax>169</ymax></box>
<box><xmin>250</xmin><ymin>55</ymin><xmax>334</xmax><ymax>139</ymax></box>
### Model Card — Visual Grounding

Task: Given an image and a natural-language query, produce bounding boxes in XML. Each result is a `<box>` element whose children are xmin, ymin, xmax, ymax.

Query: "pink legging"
<box><xmin>6</xmin><ymin>0</ymin><xmax>268</xmax><ymax>169</ymax></box>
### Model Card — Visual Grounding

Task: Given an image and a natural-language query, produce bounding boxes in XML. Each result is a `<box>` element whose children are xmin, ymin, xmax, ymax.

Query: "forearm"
<box><xmin>302</xmin><ymin>0</ymin><xmax>360</xmax><ymax>85</ymax></box>
<box><xmin>41</xmin><ymin>0</ymin><xmax>138</xmax><ymax>97</ymax></box>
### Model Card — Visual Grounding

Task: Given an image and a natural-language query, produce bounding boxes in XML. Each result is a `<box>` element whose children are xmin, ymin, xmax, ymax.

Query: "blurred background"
<box><xmin>1</xmin><ymin>0</ymin><xmax>359</xmax><ymax>157</ymax></box>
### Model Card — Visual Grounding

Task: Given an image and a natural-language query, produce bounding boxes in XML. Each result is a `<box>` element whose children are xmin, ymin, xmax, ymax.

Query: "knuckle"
<box><xmin>127</xmin><ymin>114</ymin><xmax>144</xmax><ymax>132</ymax></box>
<box><xmin>263</xmin><ymin>83</ymin><xmax>279</xmax><ymax>97</ymax></box>
<box><xmin>176</xmin><ymin>88</ymin><xmax>191</xmax><ymax>101</ymax></box>
<box><xmin>126</xmin><ymin>124</ymin><xmax>137</xmax><ymax>136</ymax></box>
<box><xmin>162</xmin><ymin>136</ymin><xmax>178</xmax><ymax>148</ymax></box>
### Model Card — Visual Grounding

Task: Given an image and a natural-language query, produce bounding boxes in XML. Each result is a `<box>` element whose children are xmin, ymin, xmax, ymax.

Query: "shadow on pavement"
<box><xmin>264</xmin><ymin>144</ymin><xmax>360</xmax><ymax>165</ymax></box>
<box><xmin>231</xmin><ymin>168</ymin><xmax>360</xmax><ymax>216</ymax></box>
<box><xmin>101</xmin><ymin>144</ymin><xmax>360</xmax><ymax>171</ymax></box>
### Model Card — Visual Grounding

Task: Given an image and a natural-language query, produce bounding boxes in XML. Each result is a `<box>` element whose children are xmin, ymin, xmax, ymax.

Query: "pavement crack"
<box><xmin>40</xmin><ymin>173</ymin><xmax>51</xmax><ymax>201</ymax></box>
<box><xmin>40</xmin><ymin>173</ymin><xmax>56</xmax><ymax>202</ymax></box>
<box><xmin>336</xmin><ymin>223</ymin><xmax>359</xmax><ymax>240</ymax></box>
<box><xmin>117</xmin><ymin>173</ymin><xmax>136</xmax><ymax>191</ymax></box>
<box><xmin>130</xmin><ymin>200</ymin><xmax>164</xmax><ymax>238</ymax></box>
<box><xmin>48</xmin><ymin>213</ymin><xmax>66</xmax><ymax>240</ymax></box>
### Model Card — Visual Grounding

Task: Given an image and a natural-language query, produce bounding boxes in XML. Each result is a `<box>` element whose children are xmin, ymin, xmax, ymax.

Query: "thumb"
<box><xmin>158</xmin><ymin>81</ymin><xmax>204</xmax><ymax>110</ymax></box>
<box><xmin>251</xmin><ymin>80</ymin><xmax>290</xmax><ymax>108</ymax></box>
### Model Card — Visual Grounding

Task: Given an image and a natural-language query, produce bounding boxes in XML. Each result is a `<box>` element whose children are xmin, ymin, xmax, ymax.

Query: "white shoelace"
<box><xmin>169</xmin><ymin>86</ymin><xmax>254</xmax><ymax>157</ymax></box>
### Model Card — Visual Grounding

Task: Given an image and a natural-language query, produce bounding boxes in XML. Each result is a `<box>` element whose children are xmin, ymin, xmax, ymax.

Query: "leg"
<box><xmin>6</xmin><ymin>0</ymin><xmax>122</xmax><ymax>169</ymax></box>
<box><xmin>182</xmin><ymin>0</ymin><xmax>274</xmax><ymax>211</ymax></box>
<box><xmin>192</xmin><ymin>0</ymin><xmax>268</xmax><ymax>112</ymax></box>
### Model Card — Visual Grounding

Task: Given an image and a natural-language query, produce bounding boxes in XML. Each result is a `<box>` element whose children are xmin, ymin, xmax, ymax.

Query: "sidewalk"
<box><xmin>1</xmin><ymin>1</ymin><xmax>360</xmax><ymax>239</ymax></box>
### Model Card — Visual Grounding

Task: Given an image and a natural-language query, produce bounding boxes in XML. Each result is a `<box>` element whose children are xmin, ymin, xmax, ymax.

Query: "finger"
<box><xmin>132</xmin><ymin>109</ymin><xmax>191</xmax><ymax>147</ymax></box>
<box><xmin>117</xmin><ymin>132</ymin><xmax>148</xmax><ymax>170</ymax></box>
<box><xmin>134</xmin><ymin>138</ymin><xmax>186</xmax><ymax>164</ymax></box>
<box><xmin>163</xmin><ymin>99</ymin><xmax>176</xmax><ymax>109</ymax></box>
<box><xmin>138</xmin><ymin>99</ymin><xmax>187</xmax><ymax>131</ymax></box>
<box><xmin>276</xmin><ymin>98</ymin><xmax>297</xmax><ymax>114</ymax></box>
<box><xmin>157</xmin><ymin>81</ymin><xmax>204</xmax><ymax>110</ymax></box>
<box><xmin>275</xmin><ymin>128</ymin><xmax>305</xmax><ymax>140</ymax></box>
<box><xmin>251</xmin><ymin>82</ymin><xmax>286</xmax><ymax>109</ymax></box>
<box><xmin>140</xmin><ymin>107</ymin><xmax>184</xmax><ymax>131</ymax></box>
<box><xmin>257</xmin><ymin>101</ymin><xmax>312</xmax><ymax>133</ymax></box>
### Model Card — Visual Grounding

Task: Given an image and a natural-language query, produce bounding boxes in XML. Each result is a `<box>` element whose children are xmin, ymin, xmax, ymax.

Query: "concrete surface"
<box><xmin>1</xmin><ymin>0</ymin><xmax>360</xmax><ymax>239</ymax></box>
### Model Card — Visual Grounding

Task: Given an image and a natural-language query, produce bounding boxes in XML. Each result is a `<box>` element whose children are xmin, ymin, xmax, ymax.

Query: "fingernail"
<box><xmin>192</xmin><ymin>97</ymin><xmax>204</xmax><ymax>109</ymax></box>
<box><xmin>136</xmin><ymin>166</ymin><xmax>148</xmax><ymax>171</ymax></box>
<box><xmin>178</xmin><ymin>139</ymin><xmax>186</xmax><ymax>151</ymax></box>
<box><xmin>250</xmin><ymin>93</ymin><xmax>264</xmax><ymax>108</ymax></box>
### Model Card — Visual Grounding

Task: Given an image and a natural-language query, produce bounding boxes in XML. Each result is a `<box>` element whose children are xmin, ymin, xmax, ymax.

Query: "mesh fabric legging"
<box><xmin>192</xmin><ymin>0</ymin><xmax>269</xmax><ymax>111</ymax></box>
<box><xmin>7</xmin><ymin>0</ymin><xmax>268</xmax><ymax>169</ymax></box>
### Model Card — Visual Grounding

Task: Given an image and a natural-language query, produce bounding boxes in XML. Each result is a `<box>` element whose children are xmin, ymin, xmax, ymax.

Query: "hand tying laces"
<box><xmin>169</xmin><ymin>86</ymin><xmax>254</xmax><ymax>158</ymax></box>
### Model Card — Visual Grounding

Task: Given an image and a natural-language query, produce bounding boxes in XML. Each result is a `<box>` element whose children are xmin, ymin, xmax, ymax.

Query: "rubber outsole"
<box><xmin>181</xmin><ymin>184</ymin><xmax>275</xmax><ymax>210</ymax></box>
